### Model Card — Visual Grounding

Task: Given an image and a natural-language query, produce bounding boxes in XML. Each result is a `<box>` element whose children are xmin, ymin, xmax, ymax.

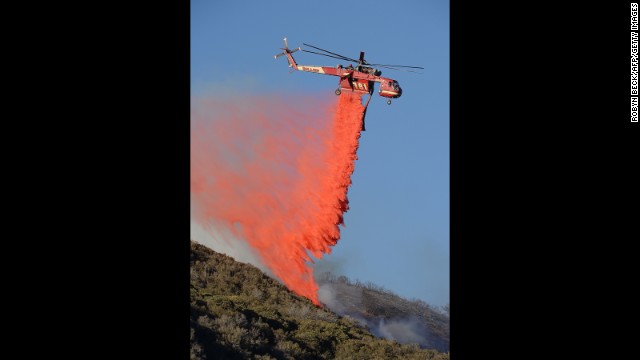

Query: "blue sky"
<box><xmin>191</xmin><ymin>0</ymin><xmax>449</xmax><ymax>306</ymax></box>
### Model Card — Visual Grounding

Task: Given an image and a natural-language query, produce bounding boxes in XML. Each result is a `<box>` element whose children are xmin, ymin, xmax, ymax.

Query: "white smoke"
<box><xmin>318</xmin><ymin>282</ymin><xmax>427</xmax><ymax>346</ymax></box>
<box><xmin>317</xmin><ymin>282</ymin><xmax>349</xmax><ymax>314</ymax></box>
<box><xmin>315</xmin><ymin>279</ymin><xmax>448</xmax><ymax>351</ymax></box>
<box><xmin>373</xmin><ymin>317</ymin><xmax>426</xmax><ymax>346</ymax></box>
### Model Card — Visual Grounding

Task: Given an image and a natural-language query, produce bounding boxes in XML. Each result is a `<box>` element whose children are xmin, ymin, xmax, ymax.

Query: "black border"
<box><xmin>33</xmin><ymin>3</ymin><xmax>193</xmax><ymax>357</ymax></box>
<box><xmin>451</xmin><ymin>2</ymin><xmax>637</xmax><ymax>357</ymax></box>
<box><xmin>107</xmin><ymin>4</ymin><xmax>192</xmax><ymax>357</ymax></box>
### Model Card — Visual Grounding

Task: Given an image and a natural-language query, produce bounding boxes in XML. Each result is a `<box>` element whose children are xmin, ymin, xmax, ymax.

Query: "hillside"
<box><xmin>316</xmin><ymin>273</ymin><xmax>449</xmax><ymax>352</ymax></box>
<box><xmin>190</xmin><ymin>241</ymin><xmax>450</xmax><ymax>360</ymax></box>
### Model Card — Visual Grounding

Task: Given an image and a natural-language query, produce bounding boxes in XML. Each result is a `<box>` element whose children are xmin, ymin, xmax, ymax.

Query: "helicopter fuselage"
<box><xmin>291</xmin><ymin>61</ymin><xmax>402</xmax><ymax>100</ymax></box>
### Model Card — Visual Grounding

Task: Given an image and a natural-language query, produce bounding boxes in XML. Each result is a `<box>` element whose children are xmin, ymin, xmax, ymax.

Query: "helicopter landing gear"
<box><xmin>387</xmin><ymin>99</ymin><xmax>392</xmax><ymax>105</ymax></box>
<box><xmin>335</xmin><ymin>89</ymin><xmax>342</xmax><ymax>96</ymax></box>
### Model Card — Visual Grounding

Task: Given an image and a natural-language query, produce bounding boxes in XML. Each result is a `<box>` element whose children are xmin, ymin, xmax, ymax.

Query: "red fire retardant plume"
<box><xmin>191</xmin><ymin>92</ymin><xmax>364</xmax><ymax>305</ymax></box>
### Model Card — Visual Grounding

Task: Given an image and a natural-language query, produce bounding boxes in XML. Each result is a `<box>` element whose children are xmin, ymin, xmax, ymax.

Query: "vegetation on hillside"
<box><xmin>316</xmin><ymin>272</ymin><xmax>449</xmax><ymax>352</ymax></box>
<box><xmin>190</xmin><ymin>241</ymin><xmax>450</xmax><ymax>360</ymax></box>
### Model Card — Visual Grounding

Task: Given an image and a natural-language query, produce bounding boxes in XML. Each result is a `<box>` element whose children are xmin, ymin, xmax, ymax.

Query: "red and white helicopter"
<box><xmin>275</xmin><ymin>37</ymin><xmax>423</xmax><ymax>130</ymax></box>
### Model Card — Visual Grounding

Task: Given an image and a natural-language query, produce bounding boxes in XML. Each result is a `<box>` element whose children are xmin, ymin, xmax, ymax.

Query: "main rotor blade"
<box><xmin>368</xmin><ymin>63</ymin><xmax>424</xmax><ymax>69</ymax></box>
<box><xmin>301</xmin><ymin>49</ymin><xmax>355</xmax><ymax>62</ymax></box>
<box><xmin>302</xmin><ymin>43</ymin><xmax>360</xmax><ymax>63</ymax></box>
<box><xmin>376</xmin><ymin>65</ymin><xmax>423</xmax><ymax>74</ymax></box>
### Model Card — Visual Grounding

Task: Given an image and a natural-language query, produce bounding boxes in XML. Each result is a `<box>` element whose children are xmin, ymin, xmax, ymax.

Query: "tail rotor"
<box><xmin>274</xmin><ymin>37</ymin><xmax>301</xmax><ymax>67</ymax></box>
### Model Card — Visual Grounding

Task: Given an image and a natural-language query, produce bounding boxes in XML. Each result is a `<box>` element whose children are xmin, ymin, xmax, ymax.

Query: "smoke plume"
<box><xmin>316</xmin><ymin>279</ymin><xmax>450</xmax><ymax>352</ymax></box>
<box><xmin>191</xmin><ymin>92</ymin><xmax>364</xmax><ymax>305</ymax></box>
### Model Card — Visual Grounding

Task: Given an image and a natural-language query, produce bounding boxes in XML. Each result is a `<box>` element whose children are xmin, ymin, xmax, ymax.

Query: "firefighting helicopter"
<box><xmin>274</xmin><ymin>37</ymin><xmax>423</xmax><ymax>130</ymax></box>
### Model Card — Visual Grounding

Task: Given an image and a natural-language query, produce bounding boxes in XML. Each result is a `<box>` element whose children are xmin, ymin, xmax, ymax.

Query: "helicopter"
<box><xmin>274</xmin><ymin>37</ymin><xmax>423</xmax><ymax>130</ymax></box>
